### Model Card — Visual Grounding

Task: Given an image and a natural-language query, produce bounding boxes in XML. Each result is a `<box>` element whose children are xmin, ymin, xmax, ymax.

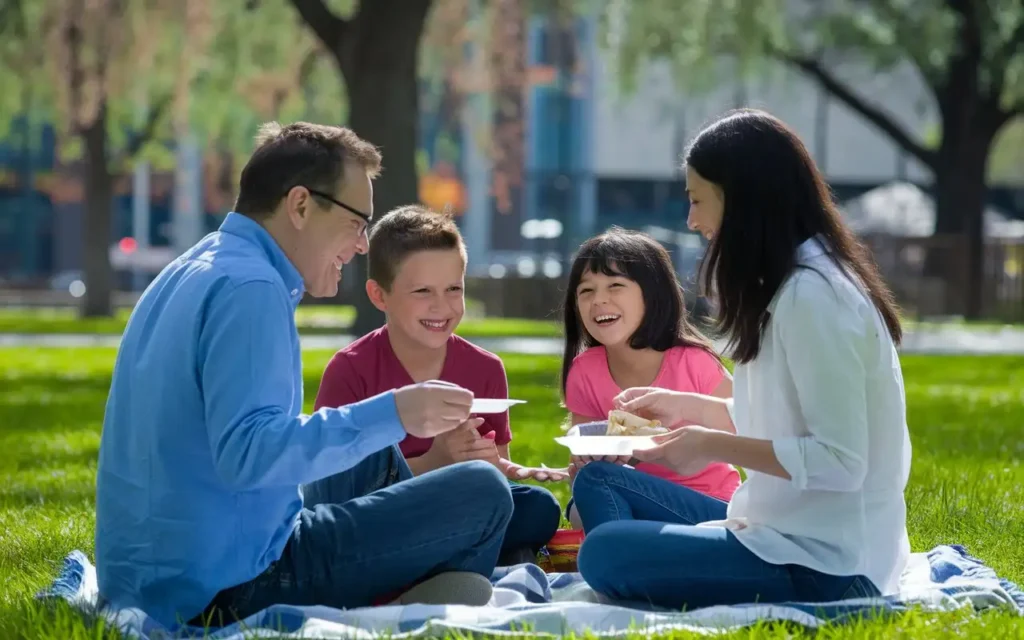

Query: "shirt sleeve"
<box><xmin>770</xmin><ymin>274</ymin><xmax>870</xmax><ymax>493</ymax></box>
<box><xmin>482</xmin><ymin>359</ymin><xmax>512</xmax><ymax>446</ymax></box>
<box><xmin>314</xmin><ymin>351</ymin><xmax>365</xmax><ymax>411</ymax></box>
<box><xmin>198</xmin><ymin>280</ymin><xmax>406</xmax><ymax>490</ymax></box>
<box><xmin>564</xmin><ymin>359</ymin><xmax>602</xmax><ymax>420</ymax></box>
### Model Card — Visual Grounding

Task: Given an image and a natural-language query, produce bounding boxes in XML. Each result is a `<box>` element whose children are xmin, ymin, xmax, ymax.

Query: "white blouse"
<box><xmin>711</xmin><ymin>237</ymin><xmax>912</xmax><ymax>595</ymax></box>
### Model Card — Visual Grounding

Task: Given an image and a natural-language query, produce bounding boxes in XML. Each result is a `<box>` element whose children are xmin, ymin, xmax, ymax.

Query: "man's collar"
<box><xmin>219</xmin><ymin>212</ymin><xmax>305</xmax><ymax>302</ymax></box>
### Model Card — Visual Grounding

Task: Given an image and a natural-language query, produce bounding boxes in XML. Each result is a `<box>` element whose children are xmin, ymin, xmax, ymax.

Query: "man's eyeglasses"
<box><xmin>302</xmin><ymin>187</ymin><xmax>372</xmax><ymax>225</ymax></box>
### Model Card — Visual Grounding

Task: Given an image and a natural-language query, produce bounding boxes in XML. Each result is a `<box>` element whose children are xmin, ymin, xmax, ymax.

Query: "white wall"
<box><xmin>589</xmin><ymin>51</ymin><xmax>938</xmax><ymax>185</ymax></box>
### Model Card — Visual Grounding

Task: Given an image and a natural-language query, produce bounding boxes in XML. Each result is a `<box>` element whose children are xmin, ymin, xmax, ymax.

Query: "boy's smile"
<box><xmin>420</xmin><ymin>318</ymin><xmax>453</xmax><ymax>333</ymax></box>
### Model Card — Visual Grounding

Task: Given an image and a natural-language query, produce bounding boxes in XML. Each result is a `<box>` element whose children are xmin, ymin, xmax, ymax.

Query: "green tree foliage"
<box><xmin>0</xmin><ymin>0</ymin><xmax>320</xmax><ymax>316</ymax></box>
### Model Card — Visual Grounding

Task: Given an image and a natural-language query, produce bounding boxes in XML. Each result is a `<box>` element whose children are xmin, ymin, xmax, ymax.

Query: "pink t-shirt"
<box><xmin>314</xmin><ymin>326</ymin><xmax>512</xmax><ymax>458</ymax></box>
<box><xmin>564</xmin><ymin>345</ymin><xmax>741</xmax><ymax>502</ymax></box>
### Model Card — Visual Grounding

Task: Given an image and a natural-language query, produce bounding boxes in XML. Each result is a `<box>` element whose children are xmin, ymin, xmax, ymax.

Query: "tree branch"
<box><xmin>297</xmin><ymin>46</ymin><xmax>321</xmax><ymax>86</ymax></box>
<box><xmin>776</xmin><ymin>52</ymin><xmax>938</xmax><ymax>170</ymax></box>
<box><xmin>288</xmin><ymin>0</ymin><xmax>350</xmax><ymax>71</ymax></box>
<box><xmin>121</xmin><ymin>93</ymin><xmax>172</xmax><ymax>161</ymax></box>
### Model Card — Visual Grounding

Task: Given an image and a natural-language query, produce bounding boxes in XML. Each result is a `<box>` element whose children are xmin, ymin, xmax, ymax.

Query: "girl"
<box><xmin>561</xmin><ymin>228</ymin><xmax>741</xmax><ymax>531</ymax></box>
<box><xmin>574</xmin><ymin>109</ymin><xmax>911</xmax><ymax>611</ymax></box>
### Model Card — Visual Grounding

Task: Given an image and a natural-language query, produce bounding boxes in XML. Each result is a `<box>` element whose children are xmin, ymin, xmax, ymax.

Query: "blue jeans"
<box><xmin>503</xmin><ymin>483</ymin><xmax>561</xmax><ymax>563</ymax></box>
<box><xmin>573</xmin><ymin>462</ymin><xmax>880</xmax><ymax>610</ymax></box>
<box><xmin>191</xmin><ymin>446</ymin><xmax>513</xmax><ymax>626</ymax></box>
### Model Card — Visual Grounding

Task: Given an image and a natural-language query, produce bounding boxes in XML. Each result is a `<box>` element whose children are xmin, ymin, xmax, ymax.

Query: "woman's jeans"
<box><xmin>572</xmin><ymin>462</ymin><xmax>881</xmax><ymax>611</ymax></box>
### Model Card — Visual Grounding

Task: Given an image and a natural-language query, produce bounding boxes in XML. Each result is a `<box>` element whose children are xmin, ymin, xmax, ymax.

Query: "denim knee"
<box><xmin>576</xmin><ymin>522</ymin><xmax>629</xmax><ymax>594</ymax></box>
<box><xmin>572</xmin><ymin>460</ymin><xmax>628</xmax><ymax>493</ymax></box>
<box><xmin>509</xmin><ymin>485</ymin><xmax>561</xmax><ymax>546</ymax></box>
<box><xmin>450</xmin><ymin>460</ymin><xmax>514</xmax><ymax>522</ymax></box>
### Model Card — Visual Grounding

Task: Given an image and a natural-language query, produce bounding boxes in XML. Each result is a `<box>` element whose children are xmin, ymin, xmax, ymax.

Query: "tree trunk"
<box><xmin>932</xmin><ymin>122</ymin><xmax>996</xmax><ymax>319</ymax></box>
<box><xmin>332</xmin><ymin>0</ymin><xmax>433</xmax><ymax>337</ymax></box>
<box><xmin>80</xmin><ymin>100</ymin><xmax>115</xmax><ymax>318</ymax></box>
<box><xmin>924</xmin><ymin>8</ymin><xmax>1005</xmax><ymax>321</ymax></box>
<box><xmin>489</xmin><ymin>0</ymin><xmax>527</xmax><ymax>251</ymax></box>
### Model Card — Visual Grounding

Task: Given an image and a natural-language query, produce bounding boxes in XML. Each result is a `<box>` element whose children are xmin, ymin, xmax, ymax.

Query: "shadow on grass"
<box><xmin>11</xmin><ymin>448</ymin><xmax>99</xmax><ymax>474</ymax></box>
<box><xmin>0</xmin><ymin>481</ymin><xmax>96</xmax><ymax>510</ymax></box>
<box><xmin>0</xmin><ymin>376</ymin><xmax>110</xmax><ymax>436</ymax></box>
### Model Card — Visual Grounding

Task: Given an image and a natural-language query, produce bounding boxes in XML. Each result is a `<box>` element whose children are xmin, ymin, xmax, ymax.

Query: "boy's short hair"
<box><xmin>368</xmin><ymin>205</ymin><xmax>467</xmax><ymax>291</ymax></box>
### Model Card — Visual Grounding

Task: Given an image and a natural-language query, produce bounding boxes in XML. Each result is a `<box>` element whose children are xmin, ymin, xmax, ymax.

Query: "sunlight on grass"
<box><xmin>1</xmin><ymin>347</ymin><xmax>1023</xmax><ymax>638</ymax></box>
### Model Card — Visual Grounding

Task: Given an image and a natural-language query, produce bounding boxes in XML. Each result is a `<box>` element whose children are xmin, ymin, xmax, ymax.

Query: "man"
<box><xmin>95</xmin><ymin>122</ymin><xmax>514</xmax><ymax>629</ymax></box>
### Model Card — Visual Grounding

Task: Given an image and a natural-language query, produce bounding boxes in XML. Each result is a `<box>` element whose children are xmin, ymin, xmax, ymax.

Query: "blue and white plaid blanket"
<box><xmin>38</xmin><ymin>545</ymin><xmax>1023</xmax><ymax>638</ymax></box>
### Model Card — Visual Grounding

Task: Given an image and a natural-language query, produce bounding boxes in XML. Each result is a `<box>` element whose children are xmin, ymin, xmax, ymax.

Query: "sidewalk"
<box><xmin>3</xmin><ymin>326</ymin><xmax>1024</xmax><ymax>355</ymax></box>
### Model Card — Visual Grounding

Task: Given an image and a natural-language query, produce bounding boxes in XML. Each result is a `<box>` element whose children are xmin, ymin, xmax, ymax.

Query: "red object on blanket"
<box><xmin>537</xmin><ymin>529</ymin><xmax>585</xmax><ymax>573</ymax></box>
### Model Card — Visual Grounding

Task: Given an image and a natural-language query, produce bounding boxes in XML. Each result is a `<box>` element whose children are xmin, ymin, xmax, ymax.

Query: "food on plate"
<box><xmin>605</xmin><ymin>410</ymin><xmax>668</xmax><ymax>436</ymax></box>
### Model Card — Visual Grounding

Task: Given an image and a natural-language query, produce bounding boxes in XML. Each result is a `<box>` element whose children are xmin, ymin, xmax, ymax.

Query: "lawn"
<box><xmin>2</xmin><ymin>347</ymin><xmax>1024</xmax><ymax>638</ymax></box>
<box><xmin>0</xmin><ymin>306</ymin><xmax>563</xmax><ymax>338</ymax></box>
<box><xmin>4</xmin><ymin>306</ymin><xmax>1021</xmax><ymax>341</ymax></box>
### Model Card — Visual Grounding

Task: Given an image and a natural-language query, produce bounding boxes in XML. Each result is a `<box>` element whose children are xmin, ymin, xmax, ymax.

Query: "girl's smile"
<box><xmin>577</xmin><ymin>269</ymin><xmax>644</xmax><ymax>348</ymax></box>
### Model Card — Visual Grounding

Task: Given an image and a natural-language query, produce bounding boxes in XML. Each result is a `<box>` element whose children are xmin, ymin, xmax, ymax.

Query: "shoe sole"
<box><xmin>389</xmin><ymin>571</ymin><xmax>493</xmax><ymax>606</ymax></box>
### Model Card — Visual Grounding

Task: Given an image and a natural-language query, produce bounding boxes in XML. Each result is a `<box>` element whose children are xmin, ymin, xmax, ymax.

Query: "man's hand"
<box><xmin>393</xmin><ymin>380</ymin><xmax>473</xmax><ymax>439</ymax></box>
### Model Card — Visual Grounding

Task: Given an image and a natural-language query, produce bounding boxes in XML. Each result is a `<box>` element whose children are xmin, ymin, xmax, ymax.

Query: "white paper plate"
<box><xmin>554</xmin><ymin>421</ymin><xmax>659</xmax><ymax>456</ymax></box>
<box><xmin>470</xmin><ymin>398</ymin><xmax>527</xmax><ymax>414</ymax></box>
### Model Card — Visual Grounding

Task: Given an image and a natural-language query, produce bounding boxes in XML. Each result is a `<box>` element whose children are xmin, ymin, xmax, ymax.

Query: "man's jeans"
<box><xmin>191</xmin><ymin>446</ymin><xmax>513</xmax><ymax>626</ymax></box>
<box><xmin>573</xmin><ymin>462</ymin><xmax>880</xmax><ymax>611</ymax></box>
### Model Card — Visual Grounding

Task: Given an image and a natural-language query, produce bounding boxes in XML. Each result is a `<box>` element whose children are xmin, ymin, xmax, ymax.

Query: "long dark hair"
<box><xmin>560</xmin><ymin>227</ymin><xmax>717</xmax><ymax>398</ymax></box>
<box><xmin>685</xmin><ymin>108</ymin><xmax>902</xmax><ymax>364</ymax></box>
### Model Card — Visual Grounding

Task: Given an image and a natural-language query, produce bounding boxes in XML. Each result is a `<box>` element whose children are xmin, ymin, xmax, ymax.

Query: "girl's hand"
<box><xmin>614</xmin><ymin>387</ymin><xmax>708</xmax><ymax>427</ymax></box>
<box><xmin>632</xmin><ymin>426</ymin><xmax>717</xmax><ymax>476</ymax></box>
<box><xmin>502</xmin><ymin>461</ymin><xmax>570</xmax><ymax>482</ymax></box>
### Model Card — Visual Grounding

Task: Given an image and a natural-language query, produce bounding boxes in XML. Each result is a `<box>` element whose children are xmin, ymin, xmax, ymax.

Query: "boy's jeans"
<box><xmin>572</xmin><ymin>462</ymin><xmax>880</xmax><ymax>611</ymax></box>
<box><xmin>191</xmin><ymin>447</ymin><xmax>513</xmax><ymax>626</ymax></box>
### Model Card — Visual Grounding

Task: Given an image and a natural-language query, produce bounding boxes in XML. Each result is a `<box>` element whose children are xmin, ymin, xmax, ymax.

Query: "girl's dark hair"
<box><xmin>685</xmin><ymin>108</ymin><xmax>902</xmax><ymax>364</ymax></box>
<box><xmin>560</xmin><ymin>227</ymin><xmax>718</xmax><ymax>398</ymax></box>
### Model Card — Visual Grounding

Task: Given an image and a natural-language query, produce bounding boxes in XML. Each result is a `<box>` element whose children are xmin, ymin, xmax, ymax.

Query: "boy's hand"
<box><xmin>394</xmin><ymin>380</ymin><xmax>474</xmax><ymax>439</ymax></box>
<box><xmin>427</xmin><ymin>419</ymin><xmax>500</xmax><ymax>467</ymax></box>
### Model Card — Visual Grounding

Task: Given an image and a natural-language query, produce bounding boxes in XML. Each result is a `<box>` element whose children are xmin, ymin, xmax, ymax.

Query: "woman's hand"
<box><xmin>631</xmin><ymin>426</ymin><xmax>717</xmax><ymax>476</ymax></box>
<box><xmin>614</xmin><ymin>387</ymin><xmax>702</xmax><ymax>426</ymax></box>
<box><xmin>615</xmin><ymin>387</ymin><xmax>735</xmax><ymax>433</ymax></box>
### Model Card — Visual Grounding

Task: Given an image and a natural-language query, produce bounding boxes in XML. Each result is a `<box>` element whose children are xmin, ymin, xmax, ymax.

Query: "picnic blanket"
<box><xmin>38</xmin><ymin>545</ymin><xmax>1024</xmax><ymax>638</ymax></box>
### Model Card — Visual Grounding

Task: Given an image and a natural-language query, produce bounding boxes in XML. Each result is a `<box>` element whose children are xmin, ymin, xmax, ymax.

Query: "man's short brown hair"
<box><xmin>368</xmin><ymin>205</ymin><xmax>467</xmax><ymax>291</ymax></box>
<box><xmin>234</xmin><ymin>121</ymin><xmax>382</xmax><ymax>218</ymax></box>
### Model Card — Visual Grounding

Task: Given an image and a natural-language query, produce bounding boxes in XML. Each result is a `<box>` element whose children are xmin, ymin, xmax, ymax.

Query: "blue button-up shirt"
<box><xmin>95</xmin><ymin>213</ymin><xmax>406</xmax><ymax>628</ymax></box>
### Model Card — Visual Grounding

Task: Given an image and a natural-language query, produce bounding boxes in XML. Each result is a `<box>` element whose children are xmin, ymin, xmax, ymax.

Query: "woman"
<box><xmin>573</xmin><ymin>108</ymin><xmax>911</xmax><ymax>611</ymax></box>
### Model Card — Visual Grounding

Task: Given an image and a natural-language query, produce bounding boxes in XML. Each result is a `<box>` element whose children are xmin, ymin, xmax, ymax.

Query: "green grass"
<box><xmin>0</xmin><ymin>306</ymin><xmax>563</xmax><ymax>338</ymax></box>
<box><xmin>2</xmin><ymin>349</ymin><xmax>1024</xmax><ymax>638</ymax></box>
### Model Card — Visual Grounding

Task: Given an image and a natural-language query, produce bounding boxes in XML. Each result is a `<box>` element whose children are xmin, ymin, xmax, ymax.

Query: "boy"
<box><xmin>312</xmin><ymin>205</ymin><xmax>562</xmax><ymax>565</ymax></box>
